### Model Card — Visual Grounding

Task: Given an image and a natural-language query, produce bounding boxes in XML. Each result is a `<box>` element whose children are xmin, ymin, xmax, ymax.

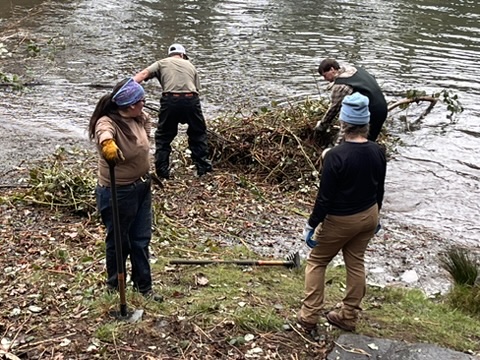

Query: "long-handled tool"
<box><xmin>169</xmin><ymin>251</ymin><xmax>300</xmax><ymax>269</ymax></box>
<box><xmin>108</xmin><ymin>163</ymin><xmax>144</xmax><ymax>323</ymax></box>
<box><xmin>143</xmin><ymin>103</ymin><xmax>160</xmax><ymax>113</ymax></box>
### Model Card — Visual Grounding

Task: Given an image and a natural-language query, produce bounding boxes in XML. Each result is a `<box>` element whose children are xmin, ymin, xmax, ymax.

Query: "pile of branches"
<box><xmin>208</xmin><ymin>98</ymin><xmax>335</xmax><ymax>189</ymax></box>
<box><xmin>25</xmin><ymin>147</ymin><xmax>97</xmax><ymax>214</ymax></box>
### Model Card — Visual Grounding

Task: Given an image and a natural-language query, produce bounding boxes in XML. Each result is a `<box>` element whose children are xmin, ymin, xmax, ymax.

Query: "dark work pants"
<box><xmin>96</xmin><ymin>179</ymin><xmax>153</xmax><ymax>294</ymax></box>
<box><xmin>155</xmin><ymin>95</ymin><xmax>212</xmax><ymax>174</ymax></box>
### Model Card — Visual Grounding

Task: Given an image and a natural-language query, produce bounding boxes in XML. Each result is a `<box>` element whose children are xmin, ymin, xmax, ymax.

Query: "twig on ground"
<box><xmin>333</xmin><ymin>341</ymin><xmax>371</xmax><ymax>357</ymax></box>
<box><xmin>17</xmin><ymin>333</ymin><xmax>76</xmax><ymax>351</ymax></box>
<box><xmin>287</xmin><ymin>322</ymin><xmax>322</xmax><ymax>347</ymax></box>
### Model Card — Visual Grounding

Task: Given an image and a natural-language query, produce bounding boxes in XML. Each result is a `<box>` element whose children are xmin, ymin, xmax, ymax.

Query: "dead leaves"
<box><xmin>194</xmin><ymin>273</ymin><xmax>209</xmax><ymax>287</ymax></box>
<box><xmin>0</xmin><ymin>151</ymin><xmax>318</xmax><ymax>359</ymax></box>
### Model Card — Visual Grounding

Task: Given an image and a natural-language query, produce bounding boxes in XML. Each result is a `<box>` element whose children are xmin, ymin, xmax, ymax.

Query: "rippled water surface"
<box><xmin>1</xmin><ymin>0</ymin><xmax>479</xmax><ymax>246</ymax></box>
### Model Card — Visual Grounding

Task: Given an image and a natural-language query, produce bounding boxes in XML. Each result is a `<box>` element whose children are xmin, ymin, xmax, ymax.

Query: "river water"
<box><xmin>1</xmin><ymin>0</ymin><xmax>479</xmax><ymax>248</ymax></box>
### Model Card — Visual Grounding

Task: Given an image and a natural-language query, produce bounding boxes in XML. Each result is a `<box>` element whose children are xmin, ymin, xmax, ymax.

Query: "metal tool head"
<box><xmin>110</xmin><ymin>308</ymin><xmax>144</xmax><ymax>323</ymax></box>
<box><xmin>285</xmin><ymin>251</ymin><xmax>301</xmax><ymax>269</ymax></box>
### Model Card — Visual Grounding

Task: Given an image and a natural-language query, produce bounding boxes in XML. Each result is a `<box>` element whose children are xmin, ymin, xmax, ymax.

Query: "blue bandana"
<box><xmin>112</xmin><ymin>78</ymin><xmax>145</xmax><ymax>107</ymax></box>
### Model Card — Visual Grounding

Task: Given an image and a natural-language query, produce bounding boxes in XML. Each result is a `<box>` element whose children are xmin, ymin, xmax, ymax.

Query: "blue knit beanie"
<box><xmin>340</xmin><ymin>92</ymin><xmax>370</xmax><ymax>125</ymax></box>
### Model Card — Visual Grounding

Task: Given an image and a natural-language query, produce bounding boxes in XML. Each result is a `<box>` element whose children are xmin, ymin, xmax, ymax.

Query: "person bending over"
<box><xmin>315</xmin><ymin>58</ymin><xmax>388</xmax><ymax>144</ymax></box>
<box><xmin>134</xmin><ymin>43</ymin><xmax>212</xmax><ymax>179</ymax></box>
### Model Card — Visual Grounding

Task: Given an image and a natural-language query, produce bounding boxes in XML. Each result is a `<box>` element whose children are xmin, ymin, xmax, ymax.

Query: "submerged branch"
<box><xmin>388</xmin><ymin>96</ymin><xmax>438</xmax><ymax>123</ymax></box>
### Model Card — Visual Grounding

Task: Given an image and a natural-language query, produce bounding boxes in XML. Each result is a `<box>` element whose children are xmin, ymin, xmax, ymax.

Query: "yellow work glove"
<box><xmin>101</xmin><ymin>139</ymin><xmax>125</xmax><ymax>165</ymax></box>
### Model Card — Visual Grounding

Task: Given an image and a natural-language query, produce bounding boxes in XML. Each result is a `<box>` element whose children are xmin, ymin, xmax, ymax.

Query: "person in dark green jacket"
<box><xmin>315</xmin><ymin>58</ymin><xmax>388</xmax><ymax>144</ymax></box>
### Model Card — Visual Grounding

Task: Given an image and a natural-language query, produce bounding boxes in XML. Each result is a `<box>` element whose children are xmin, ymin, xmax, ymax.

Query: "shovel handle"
<box><xmin>169</xmin><ymin>252</ymin><xmax>300</xmax><ymax>269</ymax></box>
<box><xmin>109</xmin><ymin>162</ymin><xmax>128</xmax><ymax>317</ymax></box>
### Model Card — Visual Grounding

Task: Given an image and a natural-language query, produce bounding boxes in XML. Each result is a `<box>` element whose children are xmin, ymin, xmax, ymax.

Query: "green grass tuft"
<box><xmin>233</xmin><ymin>307</ymin><xmax>285</xmax><ymax>331</ymax></box>
<box><xmin>440</xmin><ymin>247</ymin><xmax>479</xmax><ymax>286</ymax></box>
<box><xmin>446</xmin><ymin>284</ymin><xmax>480</xmax><ymax>317</ymax></box>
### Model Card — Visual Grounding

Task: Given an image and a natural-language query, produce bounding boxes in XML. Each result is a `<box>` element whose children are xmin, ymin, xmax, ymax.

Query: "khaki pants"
<box><xmin>299</xmin><ymin>204</ymin><xmax>378</xmax><ymax>325</ymax></box>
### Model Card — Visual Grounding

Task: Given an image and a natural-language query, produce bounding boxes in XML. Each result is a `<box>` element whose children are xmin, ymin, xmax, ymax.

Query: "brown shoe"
<box><xmin>296</xmin><ymin>312</ymin><xmax>322</xmax><ymax>342</ymax></box>
<box><xmin>326</xmin><ymin>310</ymin><xmax>356</xmax><ymax>332</ymax></box>
<box><xmin>296</xmin><ymin>312</ymin><xmax>317</xmax><ymax>331</ymax></box>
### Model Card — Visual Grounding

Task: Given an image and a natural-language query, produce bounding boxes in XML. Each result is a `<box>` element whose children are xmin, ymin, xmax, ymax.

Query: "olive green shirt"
<box><xmin>146</xmin><ymin>57</ymin><xmax>200</xmax><ymax>93</ymax></box>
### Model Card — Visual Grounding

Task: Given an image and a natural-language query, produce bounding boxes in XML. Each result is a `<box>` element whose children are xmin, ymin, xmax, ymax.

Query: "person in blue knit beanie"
<box><xmin>298</xmin><ymin>92</ymin><xmax>387</xmax><ymax>334</ymax></box>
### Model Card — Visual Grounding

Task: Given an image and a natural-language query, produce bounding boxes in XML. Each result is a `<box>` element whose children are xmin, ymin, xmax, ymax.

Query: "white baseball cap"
<box><xmin>168</xmin><ymin>43</ymin><xmax>188</xmax><ymax>59</ymax></box>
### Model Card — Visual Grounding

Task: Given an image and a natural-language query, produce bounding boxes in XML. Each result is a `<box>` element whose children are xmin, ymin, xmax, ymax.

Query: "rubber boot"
<box><xmin>156</xmin><ymin>165</ymin><xmax>170</xmax><ymax>180</ymax></box>
<box><xmin>155</xmin><ymin>156</ymin><xmax>170</xmax><ymax>179</ymax></box>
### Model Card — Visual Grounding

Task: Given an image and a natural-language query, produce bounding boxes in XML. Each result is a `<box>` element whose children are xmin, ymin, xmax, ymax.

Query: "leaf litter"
<box><xmin>0</xmin><ymin>100</ymin><xmax>475</xmax><ymax>359</ymax></box>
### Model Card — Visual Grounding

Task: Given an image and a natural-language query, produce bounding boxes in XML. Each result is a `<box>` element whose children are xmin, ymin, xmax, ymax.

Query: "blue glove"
<box><xmin>303</xmin><ymin>223</ymin><xmax>317</xmax><ymax>249</ymax></box>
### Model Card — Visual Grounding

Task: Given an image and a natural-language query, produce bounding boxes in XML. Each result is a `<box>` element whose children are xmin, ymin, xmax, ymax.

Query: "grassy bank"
<box><xmin>1</xmin><ymin>147</ymin><xmax>479</xmax><ymax>359</ymax></box>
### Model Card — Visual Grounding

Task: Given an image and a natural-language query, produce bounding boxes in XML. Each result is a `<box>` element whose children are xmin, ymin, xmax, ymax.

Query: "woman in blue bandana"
<box><xmin>88</xmin><ymin>78</ymin><xmax>162</xmax><ymax>302</ymax></box>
